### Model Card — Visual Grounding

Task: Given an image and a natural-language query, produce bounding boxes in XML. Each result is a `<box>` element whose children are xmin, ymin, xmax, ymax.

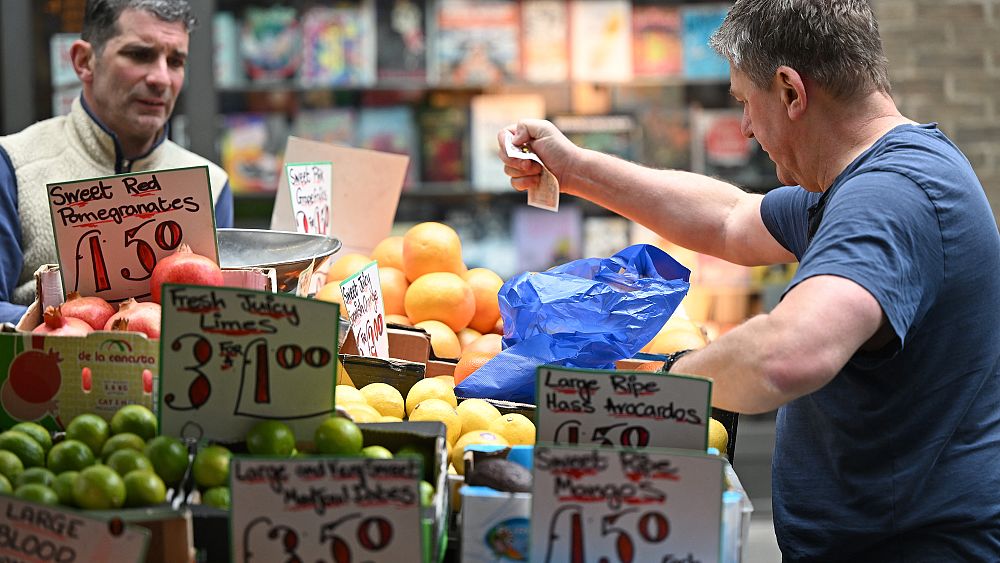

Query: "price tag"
<box><xmin>158</xmin><ymin>285</ymin><xmax>339</xmax><ymax>443</ymax></box>
<box><xmin>286</xmin><ymin>161</ymin><xmax>332</xmax><ymax>235</ymax></box>
<box><xmin>531</xmin><ymin>445</ymin><xmax>724</xmax><ymax>563</ymax></box>
<box><xmin>231</xmin><ymin>456</ymin><xmax>423</xmax><ymax>562</ymax></box>
<box><xmin>0</xmin><ymin>496</ymin><xmax>149</xmax><ymax>562</ymax></box>
<box><xmin>504</xmin><ymin>130</ymin><xmax>560</xmax><ymax>212</ymax></box>
<box><xmin>46</xmin><ymin>166</ymin><xmax>218</xmax><ymax>303</ymax></box>
<box><xmin>339</xmin><ymin>261</ymin><xmax>388</xmax><ymax>359</ymax></box>
<box><xmin>535</xmin><ymin>366</ymin><xmax>712</xmax><ymax>451</ymax></box>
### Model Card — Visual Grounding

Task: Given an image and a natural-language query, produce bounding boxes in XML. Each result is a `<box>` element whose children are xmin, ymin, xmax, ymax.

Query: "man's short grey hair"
<box><xmin>82</xmin><ymin>0</ymin><xmax>196</xmax><ymax>53</ymax></box>
<box><xmin>709</xmin><ymin>0</ymin><xmax>892</xmax><ymax>101</ymax></box>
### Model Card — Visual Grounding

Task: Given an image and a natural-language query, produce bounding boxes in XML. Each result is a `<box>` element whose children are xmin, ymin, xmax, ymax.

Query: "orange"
<box><xmin>402</xmin><ymin>222</ymin><xmax>465</xmax><ymax>282</ymax></box>
<box><xmin>462</xmin><ymin>268</ymin><xmax>504</xmax><ymax>333</ymax></box>
<box><xmin>454</xmin><ymin>350</ymin><xmax>498</xmax><ymax>386</ymax></box>
<box><xmin>492</xmin><ymin>316</ymin><xmax>504</xmax><ymax>335</ymax></box>
<box><xmin>123</xmin><ymin>470</ymin><xmax>166</xmax><ymax>507</ymax></box>
<box><xmin>634</xmin><ymin>360</ymin><xmax>665</xmax><ymax>372</ymax></box>
<box><xmin>385</xmin><ymin>313</ymin><xmax>412</xmax><ymax>326</ymax></box>
<box><xmin>457</xmin><ymin>327</ymin><xmax>482</xmax><ymax>350</ymax></box>
<box><xmin>73</xmin><ymin>465</ymin><xmax>126</xmax><ymax>510</ymax></box>
<box><xmin>371</xmin><ymin>236</ymin><xmax>404</xmax><ymax>271</ymax></box>
<box><xmin>405</xmin><ymin>272</ymin><xmax>475</xmax><ymax>332</ymax></box>
<box><xmin>192</xmin><ymin>445</ymin><xmax>232</xmax><ymax>489</ymax></box>
<box><xmin>414</xmin><ymin>320</ymin><xmax>462</xmax><ymax>360</ymax></box>
<box><xmin>327</xmin><ymin>253</ymin><xmax>372</xmax><ymax>281</ymax></box>
<box><xmin>314</xmin><ymin>417</ymin><xmax>363</xmax><ymax>455</ymax></box>
<box><xmin>379</xmin><ymin>266</ymin><xmax>409</xmax><ymax>316</ymax></box>
<box><xmin>246</xmin><ymin>420</ymin><xmax>296</xmax><ymax>457</ymax></box>
<box><xmin>314</xmin><ymin>279</ymin><xmax>344</xmax><ymax>305</ymax></box>
<box><xmin>465</xmin><ymin>333</ymin><xmax>503</xmax><ymax>356</ymax></box>
<box><xmin>642</xmin><ymin>327</ymin><xmax>707</xmax><ymax>355</ymax></box>
<box><xmin>110</xmin><ymin>404</ymin><xmax>158</xmax><ymax>441</ymax></box>
<box><xmin>144</xmin><ymin>436</ymin><xmax>190</xmax><ymax>486</ymax></box>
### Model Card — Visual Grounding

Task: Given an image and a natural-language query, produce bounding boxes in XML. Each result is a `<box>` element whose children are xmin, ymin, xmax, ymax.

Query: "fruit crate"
<box><xmin>188</xmin><ymin>421</ymin><xmax>451</xmax><ymax>563</ymax></box>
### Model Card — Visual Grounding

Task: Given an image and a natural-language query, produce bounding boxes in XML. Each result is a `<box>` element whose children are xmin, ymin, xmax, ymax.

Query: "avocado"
<box><xmin>465</xmin><ymin>458</ymin><xmax>532</xmax><ymax>493</ymax></box>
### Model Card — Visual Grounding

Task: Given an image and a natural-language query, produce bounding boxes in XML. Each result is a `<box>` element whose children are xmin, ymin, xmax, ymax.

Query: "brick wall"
<box><xmin>875</xmin><ymin>0</ymin><xmax>1000</xmax><ymax>224</ymax></box>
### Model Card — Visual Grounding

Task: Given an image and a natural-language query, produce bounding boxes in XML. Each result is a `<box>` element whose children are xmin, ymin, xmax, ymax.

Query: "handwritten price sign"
<box><xmin>535</xmin><ymin>366</ymin><xmax>712</xmax><ymax>451</ymax></box>
<box><xmin>286</xmin><ymin>162</ymin><xmax>331</xmax><ymax>235</ymax></box>
<box><xmin>46</xmin><ymin>166</ymin><xmax>217</xmax><ymax>303</ymax></box>
<box><xmin>340</xmin><ymin>262</ymin><xmax>388</xmax><ymax>359</ymax></box>
<box><xmin>531</xmin><ymin>445</ymin><xmax>724</xmax><ymax>563</ymax></box>
<box><xmin>158</xmin><ymin>285</ymin><xmax>340</xmax><ymax>443</ymax></box>
<box><xmin>231</xmin><ymin>456</ymin><xmax>423</xmax><ymax>562</ymax></box>
<box><xmin>0</xmin><ymin>496</ymin><xmax>149</xmax><ymax>562</ymax></box>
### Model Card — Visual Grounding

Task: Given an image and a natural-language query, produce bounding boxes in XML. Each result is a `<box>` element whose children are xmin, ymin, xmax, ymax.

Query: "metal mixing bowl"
<box><xmin>217</xmin><ymin>228</ymin><xmax>341</xmax><ymax>293</ymax></box>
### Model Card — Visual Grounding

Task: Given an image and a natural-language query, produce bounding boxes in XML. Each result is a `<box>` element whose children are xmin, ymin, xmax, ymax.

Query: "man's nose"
<box><xmin>741</xmin><ymin>112</ymin><xmax>754</xmax><ymax>139</ymax></box>
<box><xmin>145</xmin><ymin>57</ymin><xmax>170</xmax><ymax>90</ymax></box>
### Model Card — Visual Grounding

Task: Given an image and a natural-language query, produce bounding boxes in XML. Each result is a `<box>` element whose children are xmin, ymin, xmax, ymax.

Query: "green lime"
<box><xmin>123</xmin><ymin>470</ymin><xmax>166</xmax><ymax>508</ymax></box>
<box><xmin>52</xmin><ymin>471</ymin><xmax>78</xmax><ymax>507</ymax></box>
<box><xmin>0</xmin><ymin>430</ymin><xmax>46</xmax><ymax>468</ymax></box>
<box><xmin>202</xmin><ymin>486</ymin><xmax>231</xmax><ymax>510</ymax></box>
<box><xmin>314</xmin><ymin>417</ymin><xmax>363</xmax><ymax>455</ymax></box>
<box><xmin>110</xmin><ymin>405</ymin><xmax>158</xmax><ymax>441</ymax></box>
<box><xmin>15</xmin><ymin>483</ymin><xmax>58</xmax><ymax>505</ymax></box>
<box><xmin>100</xmin><ymin>432</ymin><xmax>146</xmax><ymax>460</ymax></box>
<box><xmin>105</xmin><ymin>449</ymin><xmax>153</xmax><ymax>477</ymax></box>
<box><xmin>395</xmin><ymin>444</ymin><xmax>433</xmax><ymax>482</ymax></box>
<box><xmin>73</xmin><ymin>465</ymin><xmax>126</xmax><ymax>510</ymax></box>
<box><xmin>65</xmin><ymin>414</ymin><xmax>110</xmax><ymax>457</ymax></box>
<box><xmin>11</xmin><ymin>422</ymin><xmax>53</xmax><ymax>454</ymax></box>
<box><xmin>192</xmin><ymin>445</ymin><xmax>232</xmax><ymax>489</ymax></box>
<box><xmin>246</xmin><ymin>420</ymin><xmax>296</xmax><ymax>456</ymax></box>
<box><xmin>144</xmin><ymin>436</ymin><xmax>189</xmax><ymax>486</ymax></box>
<box><xmin>361</xmin><ymin>445</ymin><xmax>393</xmax><ymax>459</ymax></box>
<box><xmin>15</xmin><ymin>467</ymin><xmax>55</xmax><ymax>488</ymax></box>
<box><xmin>420</xmin><ymin>480</ymin><xmax>435</xmax><ymax>507</ymax></box>
<box><xmin>0</xmin><ymin>450</ymin><xmax>25</xmax><ymax>483</ymax></box>
<box><xmin>47</xmin><ymin>439</ymin><xmax>96</xmax><ymax>474</ymax></box>
<box><xmin>0</xmin><ymin>474</ymin><xmax>11</xmax><ymax>494</ymax></box>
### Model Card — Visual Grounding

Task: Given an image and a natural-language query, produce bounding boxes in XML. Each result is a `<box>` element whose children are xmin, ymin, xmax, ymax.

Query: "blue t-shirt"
<box><xmin>761</xmin><ymin>123</ymin><xmax>1000</xmax><ymax>561</ymax></box>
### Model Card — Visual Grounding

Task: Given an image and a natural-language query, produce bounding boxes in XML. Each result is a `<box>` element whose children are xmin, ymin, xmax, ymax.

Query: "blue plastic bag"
<box><xmin>454</xmin><ymin>244</ymin><xmax>690</xmax><ymax>403</ymax></box>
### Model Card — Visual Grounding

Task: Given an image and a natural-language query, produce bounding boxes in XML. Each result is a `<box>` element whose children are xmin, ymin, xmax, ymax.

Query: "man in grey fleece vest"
<box><xmin>0</xmin><ymin>0</ymin><xmax>233</xmax><ymax>324</ymax></box>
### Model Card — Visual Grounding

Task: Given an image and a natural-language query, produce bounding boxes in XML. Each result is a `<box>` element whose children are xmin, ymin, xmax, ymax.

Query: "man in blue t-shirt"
<box><xmin>496</xmin><ymin>0</ymin><xmax>1000</xmax><ymax>559</ymax></box>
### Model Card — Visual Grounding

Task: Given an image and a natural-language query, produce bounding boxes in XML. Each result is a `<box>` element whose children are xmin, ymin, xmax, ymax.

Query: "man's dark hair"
<box><xmin>709</xmin><ymin>0</ymin><xmax>892</xmax><ymax>101</ymax></box>
<box><xmin>82</xmin><ymin>0</ymin><xmax>196</xmax><ymax>53</ymax></box>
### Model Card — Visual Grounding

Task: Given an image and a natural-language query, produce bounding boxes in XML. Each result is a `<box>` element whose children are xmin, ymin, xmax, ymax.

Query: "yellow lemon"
<box><xmin>486</xmin><ymin>413</ymin><xmax>536</xmax><ymax>446</ymax></box>
<box><xmin>359</xmin><ymin>383</ymin><xmax>405</xmax><ymax>419</ymax></box>
<box><xmin>335</xmin><ymin>385</ymin><xmax>367</xmax><ymax>407</ymax></box>
<box><xmin>378</xmin><ymin>416</ymin><xmax>403</xmax><ymax>423</ymax></box>
<box><xmin>456</xmin><ymin>399</ymin><xmax>502</xmax><ymax>434</ymax></box>
<box><xmin>408</xmin><ymin>399</ymin><xmax>462</xmax><ymax>444</ymax></box>
<box><xmin>405</xmin><ymin>378</ymin><xmax>457</xmax><ymax>416</ymax></box>
<box><xmin>450</xmin><ymin>430</ymin><xmax>510</xmax><ymax>476</ymax></box>
<box><xmin>341</xmin><ymin>403</ymin><xmax>381</xmax><ymax>424</ymax></box>
<box><xmin>709</xmin><ymin>418</ymin><xmax>729</xmax><ymax>455</ymax></box>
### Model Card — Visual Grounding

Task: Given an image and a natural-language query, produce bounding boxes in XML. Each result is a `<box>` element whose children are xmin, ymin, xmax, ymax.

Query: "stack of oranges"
<box><xmin>314</xmin><ymin>222</ymin><xmax>504</xmax><ymax>384</ymax></box>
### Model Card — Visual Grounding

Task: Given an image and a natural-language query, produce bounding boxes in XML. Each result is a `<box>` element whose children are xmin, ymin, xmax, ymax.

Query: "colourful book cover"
<box><xmin>299</xmin><ymin>3</ymin><xmax>376</xmax><ymax>87</ymax></box>
<box><xmin>418</xmin><ymin>105</ymin><xmax>468</xmax><ymax>184</ymax></box>
<box><xmin>432</xmin><ymin>0</ymin><xmax>520</xmax><ymax>86</ymax></box>
<box><xmin>521</xmin><ymin>0</ymin><xmax>569</xmax><ymax>83</ymax></box>
<box><xmin>241</xmin><ymin>6</ymin><xmax>301</xmax><ymax>82</ymax></box>
<box><xmin>221</xmin><ymin>113</ymin><xmax>288</xmax><ymax>193</ymax></box>
<box><xmin>632</xmin><ymin>5</ymin><xmax>683</xmax><ymax>79</ymax></box>
<box><xmin>552</xmin><ymin>114</ymin><xmax>639</xmax><ymax>162</ymax></box>
<box><xmin>512</xmin><ymin>205</ymin><xmax>583</xmax><ymax>272</ymax></box>
<box><xmin>690</xmin><ymin>108</ymin><xmax>778</xmax><ymax>191</ymax></box>
<box><xmin>569</xmin><ymin>0</ymin><xmax>633</xmax><ymax>83</ymax></box>
<box><xmin>356</xmin><ymin>106</ymin><xmax>420</xmax><ymax>190</ymax></box>
<box><xmin>375</xmin><ymin>0</ymin><xmax>428</xmax><ymax>81</ymax></box>
<box><xmin>213</xmin><ymin>11</ymin><xmax>244</xmax><ymax>87</ymax></box>
<box><xmin>469</xmin><ymin>93</ymin><xmax>546</xmax><ymax>191</ymax></box>
<box><xmin>681</xmin><ymin>4</ymin><xmax>731</xmax><ymax>80</ymax></box>
<box><xmin>638</xmin><ymin>107</ymin><xmax>690</xmax><ymax>171</ymax></box>
<box><xmin>583</xmin><ymin>215</ymin><xmax>631</xmax><ymax>260</ymax></box>
<box><xmin>291</xmin><ymin>108</ymin><xmax>356</xmax><ymax>147</ymax></box>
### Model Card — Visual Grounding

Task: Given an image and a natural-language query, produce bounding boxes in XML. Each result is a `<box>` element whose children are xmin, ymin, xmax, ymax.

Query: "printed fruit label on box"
<box><xmin>231</xmin><ymin>456</ymin><xmax>423</xmax><ymax>562</ymax></box>
<box><xmin>530</xmin><ymin>445</ymin><xmax>724</xmax><ymax>563</ymax></box>
<box><xmin>158</xmin><ymin>284</ymin><xmax>339</xmax><ymax>443</ymax></box>
<box><xmin>46</xmin><ymin>166</ymin><xmax>218</xmax><ymax>304</ymax></box>
<box><xmin>0</xmin><ymin>332</ymin><xmax>157</xmax><ymax>430</ymax></box>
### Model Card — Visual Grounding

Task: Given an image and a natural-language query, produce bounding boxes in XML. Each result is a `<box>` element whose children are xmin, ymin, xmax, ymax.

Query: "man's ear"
<box><xmin>70</xmin><ymin>40</ymin><xmax>95</xmax><ymax>83</ymax></box>
<box><xmin>775</xmin><ymin>65</ymin><xmax>807</xmax><ymax>119</ymax></box>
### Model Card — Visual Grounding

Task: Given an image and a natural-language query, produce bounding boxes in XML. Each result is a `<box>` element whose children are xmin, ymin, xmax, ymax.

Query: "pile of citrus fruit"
<box><xmin>0</xmin><ymin>405</ymin><xmax>188</xmax><ymax>509</ymax></box>
<box><xmin>315</xmin><ymin>222</ymin><xmax>506</xmax><ymax>361</ymax></box>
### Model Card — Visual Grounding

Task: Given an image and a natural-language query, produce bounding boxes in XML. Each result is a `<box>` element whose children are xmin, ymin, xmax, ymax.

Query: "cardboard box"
<box><xmin>118</xmin><ymin>507</ymin><xmax>194</xmax><ymax>563</ymax></box>
<box><xmin>340</xmin><ymin>324</ymin><xmax>431</xmax><ymax>365</ymax></box>
<box><xmin>459</xmin><ymin>445</ymin><xmax>533</xmax><ymax>563</ymax></box>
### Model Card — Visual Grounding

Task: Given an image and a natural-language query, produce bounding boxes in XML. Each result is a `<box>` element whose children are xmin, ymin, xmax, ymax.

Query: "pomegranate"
<box><xmin>32</xmin><ymin>306</ymin><xmax>93</xmax><ymax>336</ymax></box>
<box><xmin>104</xmin><ymin>299</ymin><xmax>162</xmax><ymax>339</ymax></box>
<box><xmin>149</xmin><ymin>244</ymin><xmax>225</xmax><ymax>303</ymax></box>
<box><xmin>59</xmin><ymin>291</ymin><xmax>115</xmax><ymax>330</ymax></box>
